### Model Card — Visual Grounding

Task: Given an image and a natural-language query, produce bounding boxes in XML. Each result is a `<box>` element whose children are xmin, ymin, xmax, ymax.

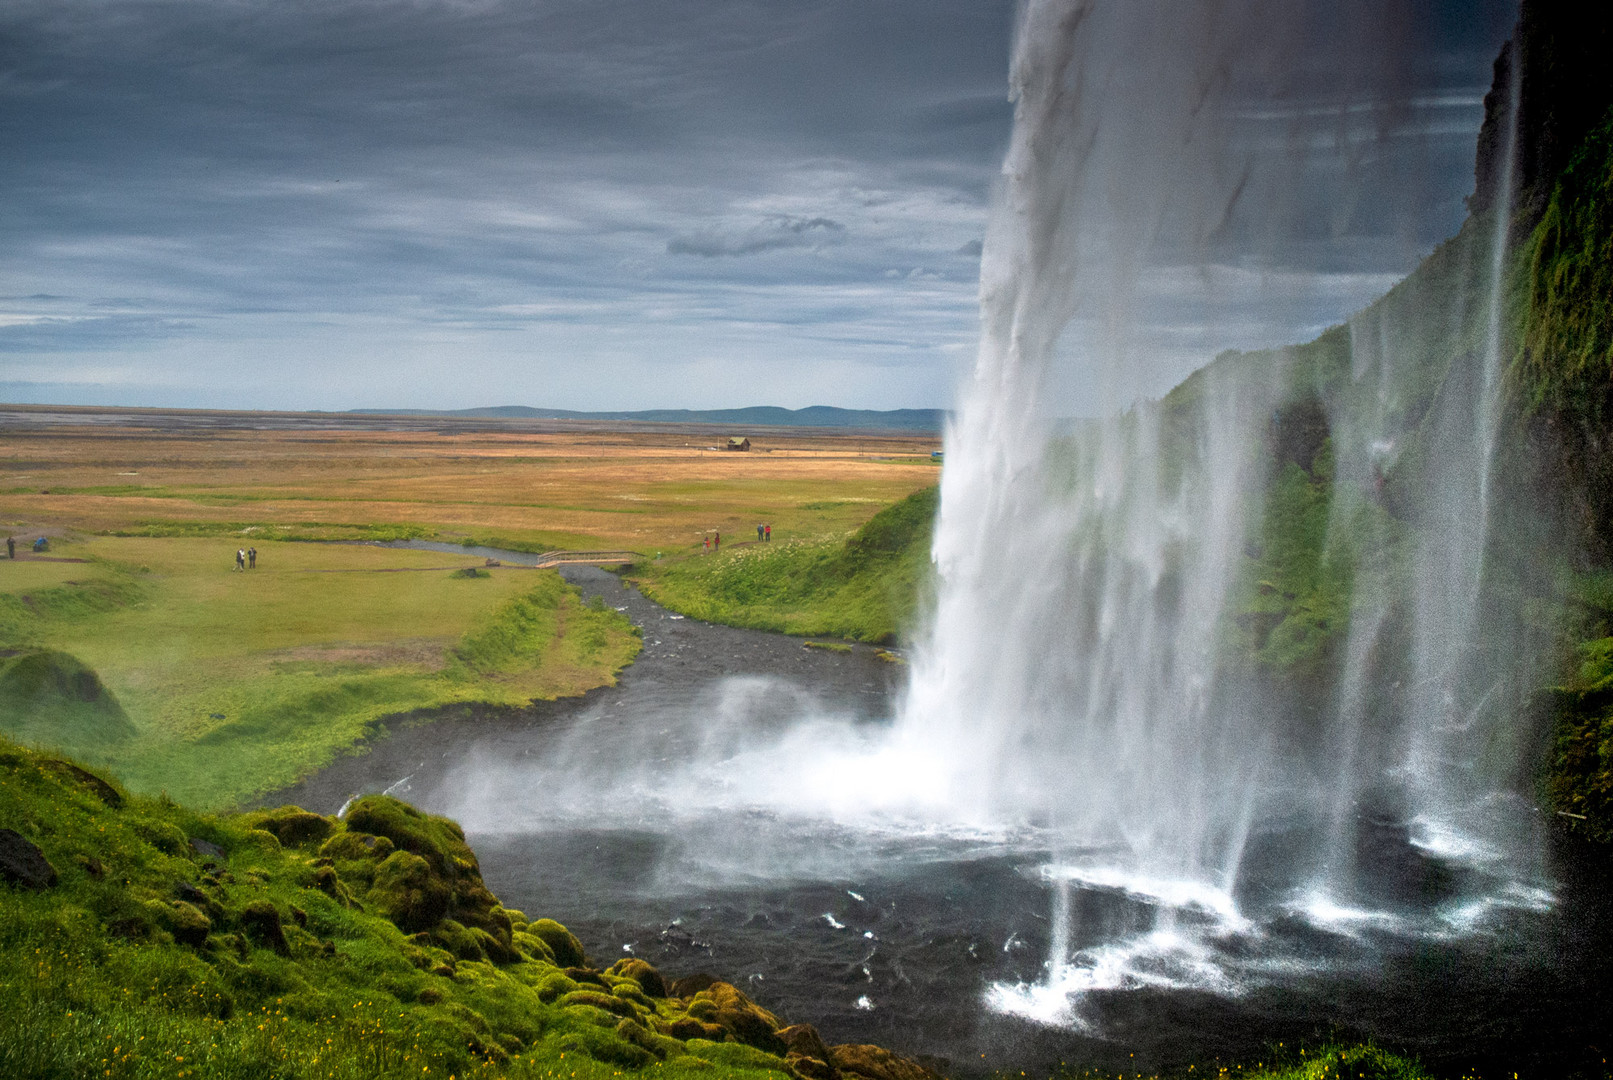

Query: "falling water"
<box><xmin>902</xmin><ymin>0</ymin><xmax>1549</xmax><ymax>1022</ymax></box>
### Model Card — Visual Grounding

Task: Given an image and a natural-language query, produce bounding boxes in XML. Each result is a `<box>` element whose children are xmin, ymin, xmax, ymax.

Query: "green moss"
<box><xmin>529</xmin><ymin>917</ymin><xmax>587</xmax><ymax>968</ymax></box>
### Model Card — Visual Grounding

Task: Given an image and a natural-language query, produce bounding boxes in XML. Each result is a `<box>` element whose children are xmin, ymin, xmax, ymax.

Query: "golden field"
<box><xmin>0</xmin><ymin>406</ymin><xmax>942</xmax><ymax>554</ymax></box>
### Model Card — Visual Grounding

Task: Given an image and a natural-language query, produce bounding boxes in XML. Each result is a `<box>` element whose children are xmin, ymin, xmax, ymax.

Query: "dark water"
<box><xmin>267</xmin><ymin>564</ymin><xmax>1613</xmax><ymax>1080</ymax></box>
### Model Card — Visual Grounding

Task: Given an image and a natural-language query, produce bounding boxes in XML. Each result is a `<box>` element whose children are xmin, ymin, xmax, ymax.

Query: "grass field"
<box><xmin>1</xmin><ymin>410</ymin><xmax>940</xmax><ymax>555</ymax></box>
<box><xmin>0</xmin><ymin>536</ymin><xmax>639</xmax><ymax>808</ymax></box>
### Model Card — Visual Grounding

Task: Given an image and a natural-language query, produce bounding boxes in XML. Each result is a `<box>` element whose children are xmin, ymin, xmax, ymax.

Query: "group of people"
<box><xmin>234</xmin><ymin>547</ymin><xmax>258</xmax><ymax>571</ymax></box>
<box><xmin>700</xmin><ymin>524</ymin><xmax>773</xmax><ymax>554</ymax></box>
<box><xmin>5</xmin><ymin>536</ymin><xmax>47</xmax><ymax>558</ymax></box>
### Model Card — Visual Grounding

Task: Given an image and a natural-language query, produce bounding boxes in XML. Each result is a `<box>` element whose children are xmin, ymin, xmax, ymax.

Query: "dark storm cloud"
<box><xmin>0</xmin><ymin>0</ymin><xmax>1516</xmax><ymax>411</ymax></box>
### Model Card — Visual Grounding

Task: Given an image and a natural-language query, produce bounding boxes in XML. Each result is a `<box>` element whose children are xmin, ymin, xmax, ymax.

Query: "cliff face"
<box><xmin>1471</xmin><ymin>1</ymin><xmax>1613</xmax><ymax>222</ymax></box>
<box><xmin>1140</xmin><ymin>0</ymin><xmax>1613</xmax><ymax>848</ymax></box>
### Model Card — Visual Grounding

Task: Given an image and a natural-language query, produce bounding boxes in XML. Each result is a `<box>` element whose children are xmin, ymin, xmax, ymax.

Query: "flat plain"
<box><xmin>0</xmin><ymin>404</ymin><xmax>941</xmax><ymax>553</ymax></box>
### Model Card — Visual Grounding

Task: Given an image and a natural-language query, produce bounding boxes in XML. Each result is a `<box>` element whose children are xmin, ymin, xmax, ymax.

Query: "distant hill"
<box><xmin>347</xmin><ymin>404</ymin><xmax>947</xmax><ymax>431</ymax></box>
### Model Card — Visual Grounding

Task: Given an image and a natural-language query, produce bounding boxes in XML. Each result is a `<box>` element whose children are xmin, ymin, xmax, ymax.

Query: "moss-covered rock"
<box><xmin>238</xmin><ymin>899</ymin><xmax>289</xmax><ymax>955</ymax></box>
<box><xmin>165</xmin><ymin>900</ymin><xmax>212</xmax><ymax>946</ymax></box>
<box><xmin>243</xmin><ymin>807</ymin><xmax>335</xmax><ymax>848</ymax></box>
<box><xmin>528</xmin><ymin>917</ymin><xmax>586</xmax><ymax>967</ymax></box>
<box><xmin>559</xmin><ymin>989</ymin><xmax>640</xmax><ymax>1018</ymax></box>
<box><xmin>609</xmin><ymin>956</ymin><xmax>669</xmax><ymax>997</ymax></box>
<box><xmin>685</xmin><ymin>1038</ymin><xmax>795</xmax><ymax>1076</ymax></box>
<box><xmin>830</xmin><ymin>1044</ymin><xmax>945</xmax><ymax>1080</ymax></box>
<box><xmin>366</xmin><ymin>850</ymin><xmax>451</xmax><ymax>932</ymax></box>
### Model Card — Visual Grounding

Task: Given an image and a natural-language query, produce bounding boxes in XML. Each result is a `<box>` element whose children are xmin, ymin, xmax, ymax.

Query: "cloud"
<box><xmin>666</xmin><ymin>216</ymin><xmax>846</xmax><ymax>257</ymax></box>
<box><xmin>0</xmin><ymin>0</ymin><xmax>1517</xmax><ymax>413</ymax></box>
<box><xmin>0</xmin><ymin>314</ymin><xmax>192</xmax><ymax>352</ymax></box>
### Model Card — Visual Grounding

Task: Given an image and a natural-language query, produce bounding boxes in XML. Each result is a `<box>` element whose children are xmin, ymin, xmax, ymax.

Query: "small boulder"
<box><xmin>189</xmin><ymin>837</ymin><xmax>225</xmax><ymax>862</ymax></box>
<box><xmin>830</xmin><ymin>1045</ymin><xmax>944</xmax><ymax>1080</ymax></box>
<box><xmin>609</xmin><ymin>957</ymin><xmax>669</xmax><ymax>998</ymax></box>
<box><xmin>670</xmin><ymin>972</ymin><xmax>720</xmax><ymax>998</ymax></box>
<box><xmin>239</xmin><ymin>900</ymin><xmax>290</xmax><ymax>955</ymax></box>
<box><xmin>790</xmin><ymin>1054</ymin><xmax>841</xmax><ymax>1080</ymax></box>
<box><xmin>0</xmin><ymin>828</ymin><xmax>57</xmax><ymax>890</ymax></box>
<box><xmin>168</xmin><ymin>901</ymin><xmax>211</xmax><ymax>947</ymax></box>
<box><xmin>779</xmin><ymin>1024</ymin><xmax>834</xmax><ymax>1063</ymax></box>
<box><xmin>564</xmin><ymin>966</ymin><xmax>610</xmax><ymax>989</ymax></box>
<box><xmin>669</xmin><ymin>1016</ymin><xmax>727</xmax><ymax>1042</ymax></box>
<box><xmin>244</xmin><ymin>808</ymin><xmax>334</xmax><ymax>848</ymax></box>
<box><xmin>529</xmin><ymin>918</ymin><xmax>586</xmax><ymax>967</ymax></box>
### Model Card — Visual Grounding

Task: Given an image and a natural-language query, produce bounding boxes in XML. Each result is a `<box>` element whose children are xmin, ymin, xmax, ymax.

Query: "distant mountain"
<box><xmin>347</xmin><ymin>404</ymin><xmax>947</xmax><ymax>431</ymax></box>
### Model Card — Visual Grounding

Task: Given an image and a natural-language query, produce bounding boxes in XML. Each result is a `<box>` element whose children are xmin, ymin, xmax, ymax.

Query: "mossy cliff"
<box><xmin>1123</xmin><ymin>0</ymin><xmax>1613</xmax><ymax>846</ymax></box>
<box><xmin>0</xmin><ymin>737</ymin><xmax>956</xmax><ymax>1079</ymax></box>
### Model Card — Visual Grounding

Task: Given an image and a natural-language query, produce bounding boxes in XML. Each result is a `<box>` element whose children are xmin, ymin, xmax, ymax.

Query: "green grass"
<box><xmin>0</xmin><ymin>538</ymin><xmax>640</xmax><ymax>809</ymax></box>
<box><xmin>631</xmin><ymin>486</ymin><xmax>937</xmax><ymax>644</ymax></box>
<box><xmin>0</xmin><ymin>739</ymin><xmax>861</xmax><ymax>1080</ymax></box>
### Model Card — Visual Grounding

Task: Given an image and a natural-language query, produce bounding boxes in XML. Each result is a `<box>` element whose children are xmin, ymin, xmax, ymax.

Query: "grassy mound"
<box><xmin>631</xmin><ymin>486</ymin><xmax>937</xmax><ymax>643</ymax></box>
<box><xmin>0</xmin><ymin>649</ymin><xmax>138</xmax><ymax>749</ymax></box>
<box><xmin>0</xmin><ymin>737</ymin><xmax>958</xmax><ymax>1080</ymax></box>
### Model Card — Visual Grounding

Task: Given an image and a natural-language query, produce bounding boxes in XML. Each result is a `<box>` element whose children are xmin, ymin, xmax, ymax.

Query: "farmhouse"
<box><xmin>726</xmin><ymin>436</ymin><xmax>751</xmax><ymax>451</ymax></box>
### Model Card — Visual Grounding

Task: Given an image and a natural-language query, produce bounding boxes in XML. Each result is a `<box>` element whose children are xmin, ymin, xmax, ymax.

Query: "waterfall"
<box><xmin>901</xmin><ymin>0</ymin><xmax>1549</xmax><ymax>1020</ymax></box>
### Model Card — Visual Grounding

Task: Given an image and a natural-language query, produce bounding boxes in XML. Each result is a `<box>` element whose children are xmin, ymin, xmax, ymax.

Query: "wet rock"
<box><xmin>609</xmin><ymin>957</ymin><xmax>669</xmax><ymax>997</ymax></box>
<box><xmin>239</xmin><ymin>900</ymin><xmax>290</xmax><ymax>955</ymax></box>
<box><xmin>43</xmin><ymin>759</ymin><xmax>122</xmax><ymax>807</ymax></box>
<box><xmin>0</xmin><ymin>828</ymin><xmax>57</xmax><ymax>890</ymax></box>
<box><xmin>830</xmin><ymin>1045</ymin><xmax>944</xmax><ymax>1080</ymax></box>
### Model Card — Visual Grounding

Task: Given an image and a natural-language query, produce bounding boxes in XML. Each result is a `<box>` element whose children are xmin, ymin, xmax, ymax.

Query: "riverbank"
<box><xmin>0</xmin><ymin>536</ymin><xmax>640</xmax><ymax>807</ymax></box>
<box><xmin>628</xmin><ymin>486</ymin><xmax>937</xmax><ymax>644</ymax></box>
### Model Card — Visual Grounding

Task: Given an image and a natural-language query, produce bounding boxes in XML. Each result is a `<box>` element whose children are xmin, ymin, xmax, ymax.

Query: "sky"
<box><xmin>0</xmin><ymin>0</ymin><xmax>1517</xmax><ymax>414</ymax></box>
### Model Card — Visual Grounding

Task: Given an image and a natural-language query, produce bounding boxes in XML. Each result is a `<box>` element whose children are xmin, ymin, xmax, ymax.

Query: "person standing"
<box><xmin>703</xmin><ymin>536</ymin><xmax>710</xmax><ymax>554</ymax></box>
<box><xmin>764</xmin><ymin>524</ymin><xmax>771</xmax><ymax>542</ymax></box>
<box><xmin>757</xmin><ymin>524</ymin><xmax>764</xmax><ymax>542</ymax></box>
<box><xmin>714</xmin><ymin>531</ymin><xmax>720</xmax><ymax>551</ymax></box>
<box><xmin>5</xmin><ymin>536</ymin><xmax>13</xmax><ymax>559</ymax></box>
<box><xmin>248</xmin><ymin>547</ymin><xmax>257</xmax><ymax>569</ymax></box>
<box><xmin>235</xmin><ymin>548</ymin><xmax>246</xmax><ymax>571</ymax></box>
